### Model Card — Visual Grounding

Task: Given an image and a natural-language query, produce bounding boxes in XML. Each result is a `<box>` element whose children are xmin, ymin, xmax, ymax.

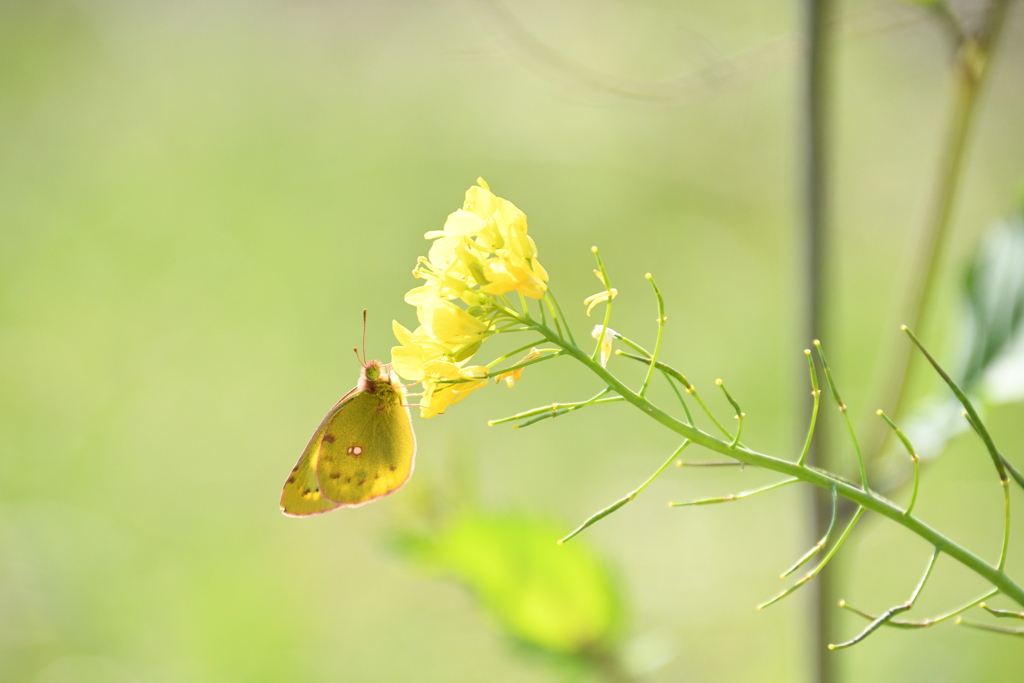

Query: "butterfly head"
<box><xmin>359</xmin><ymin>359</ymin><xmax>398</xmax><ymax>396</ymax></box>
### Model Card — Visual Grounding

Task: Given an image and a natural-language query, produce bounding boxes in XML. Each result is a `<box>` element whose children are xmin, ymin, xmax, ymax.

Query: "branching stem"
<box><xmin>758</xmin><ymin>507</ymin><xmax>864</xmax><ymax>610</ymax></box>
<box><xmin>814</xmin><ymin>339</ymin><xmax>869</xmax><ymax>492</ymax></box>
<box><xmin>829</xmin><ymin>546</ymin><xmax>940</xmax><ymax>649</ymax></box>
<box><xmin>715</xmin><ymin>379</ymin><xmax>744</xmax><ymax>448</ymax></box>
<box><xmin>559</xmin><ymin>440</ymin><xmax>690</xmax><ymax>544</ymax></box>
<box><xmin>616</xmin><ymin>351</ymin><xmax>735</xmax><ymax>442</ymax></box>
<box><xmin>489</xmin><ymin>307</ymin><xmax>1024</xmax><ymax>609</ymax></box>
<box><xmin>841</xmin><ymin>589</ymin><xmax>997</xmax><ymax>629</ymax></box>
<box><xmin>781</xmin><ymin>486</ymin><xmax>837</xmax><ymax>578</ymax></box>
<box><xmin>904</xmin><ymin>326</ymin><xmax>1011</xmax><ymax>570</ymax></box>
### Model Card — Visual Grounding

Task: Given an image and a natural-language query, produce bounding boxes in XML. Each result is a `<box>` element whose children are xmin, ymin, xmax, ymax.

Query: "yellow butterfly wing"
<box><xmin>279</xmin><ymin>390</ymin><xmax>357</xmax><ymax>517</ymax></box>
<box><xmin>315</xmin><ymin>385</ymin><xmax>416</xmax><ymax>506</ymax></box>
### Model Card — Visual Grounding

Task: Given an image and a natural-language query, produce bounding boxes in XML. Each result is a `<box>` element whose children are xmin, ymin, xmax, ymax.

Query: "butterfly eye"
<box><xmin>364</xmin><ymin>363</ymin><xmax>380</xmax><ymax>381</ymax></box>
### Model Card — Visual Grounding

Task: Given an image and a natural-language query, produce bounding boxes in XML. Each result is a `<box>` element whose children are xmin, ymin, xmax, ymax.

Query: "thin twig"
<box><xmin>877</xmin><ymin>409</ymin><xmax>920</xmax><ymax>516</ymax></box>
<box><xmin>829</xmin><ymin>546</ymin><xmax>940</xmax><ymax>649</ymax></box>
<box><xmin>559</xmin><ymin>441</ymin><xmax>691</xmax><ymax>544</ymax></box>
<box><xmin>841</xmin><ymin>588</ymin><xmax>997</xmax><ymax>629</ymax></box>
<box><xmin>758</xmin><ymin>507</ymin><xmax>865</xmax><ymax>610</ymax></box>
<box><xmin>781</xmin><ymin>486</ymin><xmax>838</xmax><ymax>578</ymax></box>
<box><xmin>814</xmin><ymin>339</ymin><xmax>870</xmax><ymax>492</ymax></box>
<box><xmin>670</xmin><ymin>477</ymin><xmax>798</xmax><ymax>507</ymax></box>
<box><xmin>798</xmin><ymin>349</ymin><xmax>821</xmax><ymax>466</ymax></box>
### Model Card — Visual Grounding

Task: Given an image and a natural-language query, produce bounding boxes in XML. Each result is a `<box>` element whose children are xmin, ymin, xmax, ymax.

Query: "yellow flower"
<box><xmin>390</xmin><ymin>321</ymin><xmax>453</xmax><ymax>381</ymax></box>
<box><xmin>494</xmin><ymin>349</ymin><xmax>543</xmax><ymax>387</ymax></box>
<box><xmin>421</xmin><ymin>179</ymin><xmax>548</xmax><ymax>299</ymax></box>
<box><xmin>420</xmin><ymin>360</ymin><xmax>488</xmax><ymax>418</ymax></box>
<box><xmin>479</xmin><ymin>249</ymin><xmax>548</xmax><ymax>299</ymax></box>
<box><xmin>392</xmin><ymin>179</ymin><xmax>551</xmax><ymax>415</ymax></box>
<box><xmin>591</xmin><ymin>324</ymin><xmax>616</xmax><ymax>367</ymax></box>
<box><xmin>421</xmin><ymin>299</ymin><xmax>492</xmax><ymax>347</ymax></box>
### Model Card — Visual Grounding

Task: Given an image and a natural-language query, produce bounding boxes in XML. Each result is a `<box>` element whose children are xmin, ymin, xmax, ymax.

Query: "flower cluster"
<box><xmin>392</xmin><ymin>179</ymin><xmax>549</xmax><ymax>417</ymax></box>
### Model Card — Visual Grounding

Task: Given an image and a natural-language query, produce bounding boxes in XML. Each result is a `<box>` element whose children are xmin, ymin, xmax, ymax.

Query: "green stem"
<box><xmin>487</xmin><ymin>388</ymin><xmax>615</xmax><ymax>426</ymax></box>
<box><xmin>611</xmin><ymin>332</ymin><xmax>695</xmax><ymax>424</ymax></box>
<box><xmin>798</xmin><ymin>349</ymin><xmax>821</xmax><ymax>466</ymax></box>
<box><xmin>980</xmin><ymin>603</ymin><xmax>1024</xmax><ymax>620</ymax></box>
<box><xmin>903</xmin><ymin>326</ymin><xmax>1012</xmax><ymax>570</ymax></box>
<box><xmin>829</xmin><ymin>546</ymin><xmax>940</xmax><ymax>649</ymax></box>
<box><xmin>877</xmin><ymin>410</ymin><xmax>921</xmax><ymax>516</ymax></box>
<box><xmin>495</xmin><ymin>310</ymin><xmax>1024</xmax><ymax>609</ymax></box>
<box><xmin>485</xmin><ymin>341</ymin><xmax>548</xmax><ymax>368</ymax></box>
<box><xmin>481</xmin><ymin>349</ymin><xmax>563</xmax><ymax>381</ymax></box>
<box><xmin>546</xmin><ymin>288</ymin><xmax>576</xmax><ymax>345</ymax></box>
<box><xmin>616</xmin><ymin>352</ymin><xmax>734</xmax><ymax>441</ymax></box>
<box><xmin>956</xmin><ymin>619</ymin><xmax>1024</xmax><ymax>636</ymax></box>
<box><xmin>715</xmin><ymin>378</ymin><xmax>744</xmax><ymax>448</ymax></box>
<box><xmin>669</xmin><ymin>477</ymin><xmax>797</xmax><ymax>507</ymax></box>
<box><xmin>665</xmin><ymin>374</ymin><xmax>695</xmax><ymax>425</ymax></box>
<box><xmin>842</xmin><ymin>589</ymin><xmax>997</xmax><ymax>629</ymax></box>
<box><xmin>640</xmin><ymin>274</ymin><xmax>666</xmax><ymax>396</ymax></box>
<box><xmin>591</xmin><ymin>247</ymin><xmax>614</xmax><ymax>363</ymax></box>
<box><xmin>781</xmin><ymin>486</ymin><xmax>837</xmax><ymax>578</ymax></box>
<box><xmin>513</xmin><ymin>398</ymin><xmax>624</xmax><ymax>428</ymax></box>
<box><xmin>868</xmin><ymin>0</ymin><xmax>1013</xmax><ymax>459</ymax></box>
<box><xmin>560</xmin><ymin>440</ymin><xmax>690</xmax><ymax>544</ymax></box>
<box><xmin>814</xmin><ymin>339</ymin><xmax>869</xmax><ymax>492</ymax></box>
<box><xmin>540</xmin><ymin>293</ymin><xmax>561</xmax><ymax>339</ymax></box>
<box><xmin>758</xmin><ymin>507</ymin><xmax>864</xmax><ymax>610</ymax></box>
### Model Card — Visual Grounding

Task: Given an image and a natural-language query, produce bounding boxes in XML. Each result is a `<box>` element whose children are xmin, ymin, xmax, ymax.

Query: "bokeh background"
<box><xmin>2</xmin><ymin>0</ymin><xmax>1023</xmax><ymax>681</ymax></box>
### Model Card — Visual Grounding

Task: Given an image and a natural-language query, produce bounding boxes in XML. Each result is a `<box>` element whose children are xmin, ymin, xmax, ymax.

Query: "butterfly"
<box><xmin>280</xmin><ymin>319</ymin><xmax>416</xmax><ymax>516</ymax></box>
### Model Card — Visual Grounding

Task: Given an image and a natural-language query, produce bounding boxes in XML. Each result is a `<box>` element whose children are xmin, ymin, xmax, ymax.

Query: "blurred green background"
<box><xmin>2</xmin><ymin>0</ymin><xmax>1023</xmax><ymax>681</ymax></box>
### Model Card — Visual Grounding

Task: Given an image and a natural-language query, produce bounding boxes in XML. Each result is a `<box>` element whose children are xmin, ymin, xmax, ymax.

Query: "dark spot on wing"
<box><xmin>287</xmin><ymin>475</ymin><xmax>295</xmax><ymax>484</ymax></box>
<box><xmin>389</xmin><ymin>465</ymin><xmax>397</xmax><ymax>472</ymax></box>
<box><xmin>358</xmin><ymin>479</ymin><xmax>366</xmax><ymax>486</ymax></box>
<box><xmin>329</xmin><ymin>473</ymin><xmax>340</xmax><ymax>479</ymax></box>
<box><xmin>322</xmin><ymin>434</ymin><xmax>336</xmax><ymax>443</ymax></box>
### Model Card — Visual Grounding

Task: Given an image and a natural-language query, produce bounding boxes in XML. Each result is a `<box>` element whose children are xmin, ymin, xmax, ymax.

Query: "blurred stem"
<box><xmin>799</xmin><ymin>0</ymin><xmax>835</xmax><ymax>679</ymax></box>
<box><xmin>818</xmin><ymin>1</ymin><xmax>1011</xmax><ymax>676</ymax></box>
<box><xmin>868</xmin><ymin>0</ymin><xmax>1013</xmax><ymax>457</ymax></box>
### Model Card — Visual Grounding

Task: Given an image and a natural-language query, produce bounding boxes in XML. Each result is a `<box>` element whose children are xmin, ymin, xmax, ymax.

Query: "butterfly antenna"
<box><xmin>361</xmin><ymin>309</ymin><xmax>368</xmax><ymax>363</ymax></box>
<box><xmin>353</xmin><ymin>347</ymin><xmax>363</xmax><ymax>365</ymax></box>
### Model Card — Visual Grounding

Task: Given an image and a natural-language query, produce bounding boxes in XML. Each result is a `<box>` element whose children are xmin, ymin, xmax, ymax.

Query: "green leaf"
<box><xmin>905</xmin><ymin>214</ymin><xmax>1024</xmax><ymax>458</ymax></box>
<box><xmin>958</xmin><ymin>215</ymin><xmax>1024</xmax><ymax>396</ymax></box>
<box><xmin>393</xmin><ymin>512</ymin><xmax>624</xmax><ymax>657</ymax></box>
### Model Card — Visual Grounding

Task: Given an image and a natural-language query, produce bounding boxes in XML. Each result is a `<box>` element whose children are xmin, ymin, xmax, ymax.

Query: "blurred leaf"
<box><xmin>958</xmin><ymin>215</ymin><xmax>1024</xmax><ymax>394</ymax></box>
<box><xmin>906</xmin><ymin>214</ymin><xmax>1024</xmax><ymax>457</ymax></box>
<box><xmin>902</xmin><ymin>398</ymin><xmax>967</xmax><ymax>460</ymax></box>
<box><xmin>620</xmin><ymin>632</ymin><xmax>676</xmax><ymax>677</ymax></box>
<box><xmin>393</xmin><ymin>513</ymin><xmax>624</xmax><ymax>658</ymax></box>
